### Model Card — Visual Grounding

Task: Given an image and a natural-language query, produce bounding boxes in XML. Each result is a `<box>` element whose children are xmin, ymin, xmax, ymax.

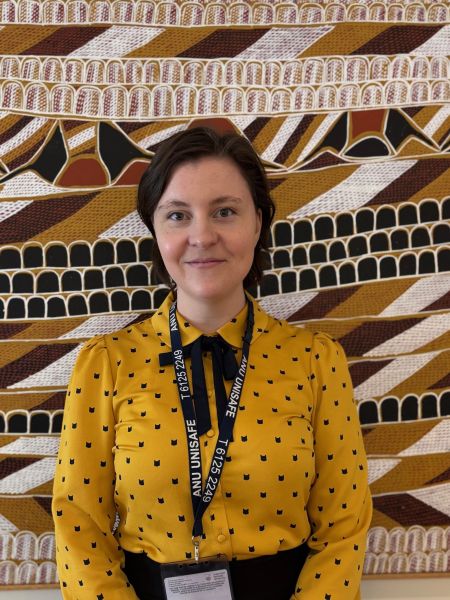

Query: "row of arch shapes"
<box><xmin>0</xmin><ymin>560</ymin><xmax>56</xmax><ymax>585</ymax></box>
<box><xmin>271</xmin><ymin>223</ymin><xmax>450</xmax><ymax>269</ymax></box>
<box><xmin>358</xmin><ymin>390</ymin><xmax>450</xmax><ymax>425</ymax></box>
<box><xmin>0</xmin><ymin>238</ymin><xmax>152</xmax><ymax>270</ymax></box>
<box><xmin>367</xmin><ymin>525</ymin><xmax>450</xmax><ymax>555</ymax></box>
<box><xmin>274</xmin><ymin>199</ymin><xmax>450</xmax><ymax>247</ymax></box>
<box><xmin>3</xmin><ymin>80</ymin><xmax>449</xmax><ymax>118</ymax></box>
<box><xmin>0</xmin><ymin>1</ymin><xmax>447</xmax><ymax>26</ymax></box>
<box><xmin>364</xmin><ymin>550</ymin><xmax>449</xmax><ymax>575</ymax></box>
<box><xmin>0</xmin><ymin>531</ymin><xmax>55</xmax><ymax>560</ymax></box>
<box><xmin>2</xmin><ymin>55</ymin><xmax>448</xmax><ymax>87</ymax></box>
<box><xmin>0</xmin><ymin>409</ymin><xmax>63</xmax><ymax>433</ymax></box>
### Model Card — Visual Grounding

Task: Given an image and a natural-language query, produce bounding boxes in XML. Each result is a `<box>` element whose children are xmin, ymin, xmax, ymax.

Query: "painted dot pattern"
<box><xmin>52</xmin><ymin>292</ymin><xmax>372</xmax><ymax>599</ymax></box>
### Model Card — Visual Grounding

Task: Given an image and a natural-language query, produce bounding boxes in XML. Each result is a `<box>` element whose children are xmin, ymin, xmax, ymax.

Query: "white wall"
<box><xmin>1</xmin><ymin>579</ymin><xmax>449</xmax><ymax>599</ymax></box>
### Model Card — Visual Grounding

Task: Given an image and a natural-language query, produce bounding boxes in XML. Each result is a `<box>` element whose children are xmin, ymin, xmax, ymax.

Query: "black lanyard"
<box><xmin>168</xmin><ymin>298</ymin><xmax>254</xmax><ymax>556</ymax></box>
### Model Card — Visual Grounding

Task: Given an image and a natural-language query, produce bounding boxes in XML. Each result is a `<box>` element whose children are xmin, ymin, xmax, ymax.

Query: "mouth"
<box><xmin>186</xmin><ymin>259</ymin><xmax>225</xmax><ymax>267</ymax></box>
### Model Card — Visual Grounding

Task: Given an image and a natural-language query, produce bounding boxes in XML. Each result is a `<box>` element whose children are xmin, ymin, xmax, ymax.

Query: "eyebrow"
<box><xmin>156</xmin><ymin>196</ymin><xmax>242</xmax><ymax>211</ymax></box>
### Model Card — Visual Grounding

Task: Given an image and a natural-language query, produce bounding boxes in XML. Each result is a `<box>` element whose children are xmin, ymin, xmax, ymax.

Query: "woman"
<box><xmin>52</xmin><ymin>127</ymin><xmax>372</xmax><ymax>600</ymax></box>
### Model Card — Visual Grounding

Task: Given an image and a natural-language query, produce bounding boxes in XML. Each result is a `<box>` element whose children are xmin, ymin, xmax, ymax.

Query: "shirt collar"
<box><xmin>150</xmin><ymin>290</ymin><xmax>268</xmax><ymax>350</ymax></box>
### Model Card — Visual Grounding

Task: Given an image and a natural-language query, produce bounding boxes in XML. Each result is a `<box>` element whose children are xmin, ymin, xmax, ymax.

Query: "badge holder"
<box><xmin>161</xmin><ymin>541</ymin><xmax>235</xmax><ymax>600</ymax></box>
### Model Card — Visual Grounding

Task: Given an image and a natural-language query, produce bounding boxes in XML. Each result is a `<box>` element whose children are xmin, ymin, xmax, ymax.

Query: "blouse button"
<box><xmin>206</xmin><ymin>429</ymin><xmax>215</xmax><ymax>438</ymax></box>
<box><xmin>217</xmin><ymin>534</ymin><xmax>226</xmax><ymax>543</ymax></box>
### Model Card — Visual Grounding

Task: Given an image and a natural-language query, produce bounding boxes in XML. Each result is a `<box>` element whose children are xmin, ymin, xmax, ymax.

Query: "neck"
<box><xmin>175</xmin><ymin>289</ymin><xmax>246</xmax><ymax>334</ymax></box>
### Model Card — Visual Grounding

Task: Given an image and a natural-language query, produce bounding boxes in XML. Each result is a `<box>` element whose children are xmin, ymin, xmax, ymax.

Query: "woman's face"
<box><xmin>152</xmin><ymin>156</ymin><xmax>262</xmax><ymax>308</ymax></box>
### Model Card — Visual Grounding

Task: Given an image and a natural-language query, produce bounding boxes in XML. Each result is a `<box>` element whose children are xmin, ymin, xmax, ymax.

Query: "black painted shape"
<box><xmin>32</xmin><ymin>126</ymin><xmax>67</xmax><ymax>181</ymax></box>
<box><xmin>117</xmin><ymin>240</ymin><xmax>137</xmax><ymax>263</ymax></box>
<box><xmin>442</xmin><ymin>198</ymin><xmax>450</xmax><ymax>220</ymax></box>
<box><xmin>46</xmin><ymin>245</ymin><xmax>68</xmax><ymax>267</ymax></box>
<box><xmin>138</xmin><ymin>239</ymin><xmax>153</xmax><ymax>261</ymax></box>
<box><xmin>281</xmin><ymin>270</ymin><xmax>296</xmax><ymax>293</ymax></box>
<box><xmin>68</xmin><ymin>295</ymin><xmax>88</xmax><ymax>315</ymax></box>
<box><xmin>381</xmin><ymin>397</ymin><xmax>398</xmax><ymax>422</ymax></box>
<box><xmin>433</xmin><ymin>224</ymin><xmax>450</xmax><ymax>244</ymax></box>
<box><xmin>111</xmin><ymin>290</ymin><xmax>130</xmax><ymax>311</ymax></box>
<box><xmin>37</xmin><ymin>272</ymin><xmax>59</xmax><ymax>293</ymax></box>
<box><xmin>421</xmin><ymin>394</ymin><xmax>438</xmax><ymax>419</ymax></box>
<box><xmin>153</xmin><ymin>288</ymin><xmax>170</xmax><ymax>309</ymax></box>
<box><xmin>370</xmin><ymin>232</ymin><xmax>389</xmax><ymax>252</ymax></box>
<box><xmin>390</xmin><ymin>230</ymin><xmax>409</xmax><ymax>250</ymax></box>
<box><xmin>0</xmin><ymin>414</ymin><xmax>4</xmax><ymax>433</ymax></box>
<box><xmin>349</xmin><ymin>236</ymin><xmax>368</xmax><ymax>257</ymax></box>
<box><xmin>299</xmin><ymin>269</ymin><xmax>316</xmax><ymax>290</ymax></box>
<box><xmin>105</xmin><ymin>267</ymin><xmax>125</xmax><ymax>288</ymax></box>
<box><xmin>131</xmin><ymin>290</ymin><xmax>151</xmax><ymax>311</ymax></box>
<box><xmin>23</xmin><ymin>246</ymin><xmax>44</xmax><ymax>268</ymax></box>
<box><xmin>7</xmin><ymin>298</ymin><xmax>25</xmax><ymax>318</ymax></box>
<box><xmin>309</xmin><ymin>243</ymin><xmax>327</xmax><ymax>264</ymax></box>
<box><xmin>31</xmin><ymin>412</ymin><xmax>51</xmax><ymax>433</ymax></box>
<box><xmin>47</xmin><ymin>296</ymin><xmax>66</xmax><ymax>317</ymax></box>
<box><xmin>376</xmin><ymin>207</ymin><xmax>396</xmax><ymax>229</ymax></box>
<box><xmin>70</xmin><ymin>243</ymin><xmax>91</xmax><ymax>267</ymax></box>
<box><xmin>386</xmin><ymin>109</ymin><xmax>431</xmax><ymax>150</ymax></box>
<box><xmin>319</xmin><ymin>265</ymin><xmax>337</xmax><ymax>287</ymax></box>
<box><xmin>339</xmin><ymin>263</ymin><xmax>356</xmax><ymax>284</ymax></box>
<box><xmin>359</xmin><ymin>401</ymin><xmax>378</xmax><ymax>425</ymax></box>
<box><xmin>357</xmin><ymin>257</ymin><xmax>377</xmax><ymax>281</ymax></box>
<box><xmin>336</xmin><ymin>213</ymin><xmax>354</xmax><ymax>237</ymax></box>
<box><xmin>379</xmin><ymin>256</ymin><xmax>397</xmax><ymax>279</ymax></box>
<box><xmin>0</xmin><ymin>248</ymin><xmax>20</xmax><ymax>270</ymax></box>
<box><xmin>319</xmin><ymin>112</ymin><xmax>347</xmax><ymax>152</ymax></box>
<box><xmin>440</xmin><ymin>391</ymin><xmax>450</xmax><ymax>417</ymax></box>
<box><xmin>260</xmin><ymin>273</ymin><xmax>279</xmax><ymax>296</ymax></box>
<box><xmin>93</xmin><ymin>241</ymin><xmax>114</xmax><ymax>266</ymax></box>
<box><xmin>346</xmin><ymin>138</ymin><xmax>389</xmax><ymax>158</ymax></box>
<box><xmin>0</xmin><ymin>273</ymin><xmax>10</xmax><ymax>293</ymax></box>
<box><xmin>420</xmin><ymin>201</ymin><xmax>440</xmax><ymax>223</ymax></box>
<box><xmin>399</xmin><ymin>254</ymin><xmax>417</xmax><ymax>276</ymax></box>
<box><xmin>314</xmin><ymin>216</ymin><xmax>334</xmax><ymax>240</ymax></box>
<box><xmin>126</xmin><ymin>264</ymin><xmax>149</xmax><ymax>286</ymax></box>
<box><xmin>98</xmin><ymin>122</ymin><xmax>145</xmax><ymax>180</ymax></box>
<box><xmin>411</xmin><ymin>227</ymin><xmax>431</xmax><ymax>248</ymax></box>
<box><xmin>12</xmin><ymin>272</ymin><xmax>33</xmax><ymax>293</ymax></box>
<box><xmin>274</xmin><ymin>222</ymin><xmax>292</xmax><ymax>247</ymax></box>
<box><xmin>8</xmin><ymin>413</ymin><xmax>27</xmax><ymax>433</ymax></box>
<box><xmin>418</xmin><ymin>251</ymin><xmax>435</xmax><ymax>274</ymax></box>
<box><xmin>273</xmin><ymin>249</ymin><xmax>290</xmax><ymax>268</ymax></box>
<box><xmin>329</xmin><ymin>241</ymin><xmax>346</xmax><ymax>260</ymax></box>
<box><xmin>28</xmin><ymin>297</ymin><xmax>45</xmax><ymax>318</ymax></box>
<box><xmin>294</xmin><ymin>220</ymin><xmax>313</xmax><ymax>244</ymax></box>
<box><xmin>398</xmin><ymin>204</ymin><xmax>418</xmax><ymax>225</ymax></box>
<box><xmin>89</xmin><ymin>292</ymin><xmax>109</xmax><ymax>314</ymax></box>
<box><xmin>356</xmin><ymin>209</ymin><xmax>374</xmax><ymax>233</ymax></box>
<box><xmin>62</xmin><ymin>271</ymin><xmax>82</xmax><ymax>291</ymax></box>
<box><xmin>293</xmin><ymin>247</ymin><xmax>308</xmax><ymax>266</ymax></box>
<box><xmin>401</xmin><ymin>396</ymin><xmax>418</xmax><ymax>421</ymax></box>
<box><xmin>437</xmin><ymin>249</ymin><xmax>450</xmax><ymax>271</ymax></box>
<box><xmin>0</xmin><ymin>299</ymin><xmax>3</xmax><ymax>319</ymax></box>
<box><xmin>52</xmin><ymin>413</ymin><xmax>63</xmax><ymax>433</ymax></box>
<box><xmin>84</xmin><ymin>269</ymin><xmax>104</xmax><ymax>290</ymax></box>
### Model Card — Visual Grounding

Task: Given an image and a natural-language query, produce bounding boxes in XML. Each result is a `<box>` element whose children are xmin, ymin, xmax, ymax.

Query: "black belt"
<box><xmin>122</xmin><ymin>543</ymin><xmax>309</xmax><ymax>600</ymax></box>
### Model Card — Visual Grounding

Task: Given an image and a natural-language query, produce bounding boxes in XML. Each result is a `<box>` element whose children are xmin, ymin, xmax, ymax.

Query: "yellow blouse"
<box><xmin>52</xmin><ymin>291</ymin><xmax>372</xmax><ymax>600</ymax></box>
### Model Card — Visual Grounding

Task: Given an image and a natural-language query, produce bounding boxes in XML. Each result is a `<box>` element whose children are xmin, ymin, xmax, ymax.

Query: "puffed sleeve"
<box><xmin>52</xmin><ymin>335</ymin><xmax>138</xmax><ymax>600</ymax></box>
<box><xmin>292</xmin><ymin>333</ymin><xmax>372</xmax><ymax>600</ymax></box>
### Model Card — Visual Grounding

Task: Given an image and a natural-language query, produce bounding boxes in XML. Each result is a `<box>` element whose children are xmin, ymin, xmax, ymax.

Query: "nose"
<box><xmin>188</xmin><ymin>217</ymin><xmax>218</xmax><ymax>248</ymax></box>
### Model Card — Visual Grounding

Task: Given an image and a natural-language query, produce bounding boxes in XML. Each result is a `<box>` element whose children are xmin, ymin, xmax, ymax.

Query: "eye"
<box><xmin>216</xmin><ymin>207</ymin><xmax>235</xmax><ymax>218</ymax></box>
<box><xmin>167</xmin><ymin>211</ymin><xmax>186</xmax><ymax>221</ymax></box>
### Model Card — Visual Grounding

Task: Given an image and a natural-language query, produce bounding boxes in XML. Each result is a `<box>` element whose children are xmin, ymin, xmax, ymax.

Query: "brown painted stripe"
<box><xmin>0</xmin><ymin>323</ymin><xmax>30</xmax><ymax>339</ymax></box>
<box><xmin>35</xmin><ymin>496</ymin><xmax>53</xmax><ymax>516</ymax></box>
<box><xmin>0</xmin><ymin>192</ymin><xmax>97</xmax><ymax>245</ymax></box>
<box><xmin>366</xmin><ymin>158</ymin><xmax>450</xmax><ymax>207</ymax></box>
<box><xmin>275</xmin><ymin>116</ymin><xmax>314</xmax><ymax>165</ymax></box>
<box><xmin>36</xmin><ymin>391</ymin><xmax>66</xmax><ymax>411</ymax></box>
<box><xmin>339</xmin><ymin>317</ymin><xmax>423</xmax><ymax>357</ymax></box>
<box><xmin>23</xmin><ymin>26</ymin><xmax>109</xmax><ymax>56</ymax></box>
<box><xmin>0</xmin><ymin>116</ymin><xmax>35</xmax><ymax>146</ymax></box>
<box><xmin>0</xmin><ymin>456</ymin><xmax>41</xmax><ymax>476</ymax></box>
<box><xmin>429</xmin><ymin>370</ymin><xmax>450</xmax><ymax>390</ymax></box>
<box><xmin>402</xmin><ymin>107</ymin><xmax>425</xmax><ymax>119</ymax></box>
<box><xmin>6</xmin><ymin>137</ymin><xmax>47</xmax><ymax>171</ymax></box>
<box><xmin>373</xmin><ymin>492</ymin><xmax>449</xmax><ymax>526</ymax></box>
<box><xmin>299</xmin><ymin>151</ymin><xmax>348</xmax><ymax>171</ymax></box>
<box><xmin>353</xmin><ymin>25</ymin><xmax>443</xmax><ymax>55</ymax></box>
<box><xmin>62</xmin><ymin>120</ymin><xmax>91</xmax><ymax>132</ymax></box>
<box><xmin>422</xmin><ymin>291</ymin><xmax>450</xmax><ymax>313</ymax></box>
<box><xmin>426</xmin><ymin>466</ymin><xmax>450</xmax><ymax>485</ymax></box>
<box><xmin>290</xmin><ymin>286</ymin><xmax>359</xmax><ymax>322</ymax></box>
<box><xmin>117</xmin><ymin>121</ymin><xmax>154</xmax><ymax>135</ymax></box>
<box><xmin>243</xmin><ymin>118</ymin><xmax>271</xmax><ymax>143</ymax></box>
<box><xmin>348</xmin><ymin>358</ymin><xmax>391</xmax><ymax>388</ymax></box>
<box><xmin>179</xmin><ymin>29</ymin><xmax>268</xmax><ymax>58</ymax></box>
<box><xmin>0</xmin><ymin>344</ymin><xmax>77</xmax><ymax>388</ymax></box>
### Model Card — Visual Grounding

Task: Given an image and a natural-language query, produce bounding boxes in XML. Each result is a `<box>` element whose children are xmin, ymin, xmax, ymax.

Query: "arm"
<box><xmin>292</xmin><ymin>333</ymin><xmax>372</xmax><ymax>600</ymax></box>
<box><xmin>52</xmin><ymin>336</ymin><xmax>138</xmax><ymax>600</ymax></box>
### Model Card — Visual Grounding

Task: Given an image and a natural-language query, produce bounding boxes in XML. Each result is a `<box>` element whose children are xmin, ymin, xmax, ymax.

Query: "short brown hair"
<box><xmin>137</xmin><ymin>126</ymin><xmax>275</xmax><ymax>293</ymax></box>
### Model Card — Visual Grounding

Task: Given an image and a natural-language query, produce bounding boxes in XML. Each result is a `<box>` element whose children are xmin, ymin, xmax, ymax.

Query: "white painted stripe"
<box><xmin>413</xmin><ymin>483</ymin><xmax>450</xmax><ymax>518</ymax></box>
<box><xmin>0</xmin><ymin>200</ymin><xmax>32</xmax><ymax>221</ymax></box>
<box><xmin>59</xmin><ymin>314</ymin><xmax>136</xmax><ymax>339</ymax></box>
<box><xmin>138</xmin><ymin>124</ymin><xmax>185</xmax><ymax>150</ymax></box>
<box><xmin>237</xmin><ymin>27</ymin><xmax>333</xmax><ymax>59</ymax></box>
<box><xmin>295</xmin><ymin>112</ymin><xmax>341</xmax><ymax>165</ymax></box>
<box><xmin>231</xmin><ymin>116</ymin><xmax>260</xmax><ymax>132</ymax></box>
<box><xmin>9</xmin><ymin>347</ymin><xmax>81</xmax><ymax>390</ymax></box>
<box><xmin>379</xmin><ymin>274</ymin><xmax>450</xmax><ymax>317</ymax></box>
<box><xmin>0</xmin><ymin>457</ymin><xmax>56</xmax><ymax>494</ymax></box>
<box><xmin>261</xmin><ymin>116</ymin><xmax>304</xmax><ymax>162</ymax></box>
<box><xmin>0</xmin><ymin>171</ymin><xmax>60</xmax><ymax>199</ymax></box>
<box><xmin>353</xmin><ymin>350</ymin><xmax>441</xmax><ymax>400</ymax></box>
<box><xmin>0</xmin><ymin>514</ymin><xmax>18</xmax><ymax>534</ymax></box>
<box><xmin>67</xmin><ymin>125</ymin><xmax>96</xmax><ymax>150</ymax></box>
<box><xmin>0</xmin><ymin>117</ymin><xmax>48</xmax><ymax>158</ymax></box>
<box><xmin>288</xmin><ymin>161</ymin><xmax>416</xmax><ymax>218</ymax></box>
<box><xmin>365</xmin><ymin>313</ymin><xmax>450</xmax><ymax>357</ymax></box>
<box><xmin>259</xmin><ymin>290</ymin><xmax>318</xmax><ymax>320</ymax></box>
<box><xmin>367</xmin><ymin>458</ymin><xmax>401</xmax><ymax>484</ymax></box>
<box><xmin>423</xmin><ymin>105</ymin><xmax>450</xmax><ymax>138</ymax></box>
<box><xmin>411</xmin><ymin>25</ymin><xmax>450</xmax><ymax>56</ymax></box>
<box><xmin>100</xmin><ymin>210</ymin><xmax>150</xmax><ymax>238</ymax></box>
<box><xmin>69</xmin><ymin>26</ymin><xmax>164</xmax><ymax>58</ymax></box>
<box><xmin>399</xmin><ymin>420</ymin><xmax>450</xmax><ymax>457</ymax></box>
<box><xmin>0</xmin><ymin>437</ymin><xmax>59</xmax><ymax>456</ymax></box>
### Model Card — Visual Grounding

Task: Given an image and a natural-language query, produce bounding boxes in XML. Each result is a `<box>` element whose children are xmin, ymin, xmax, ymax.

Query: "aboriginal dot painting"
<box><xmin>0</xmin><ymin>0</ymin><xmax>449</xmax><ymax>589</ymax></box>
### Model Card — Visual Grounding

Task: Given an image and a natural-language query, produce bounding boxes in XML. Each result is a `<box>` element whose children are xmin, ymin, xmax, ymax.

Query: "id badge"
<box><xmin>161</xmin><ymin>556</ymin><xmax>234</xmax><ymax>600</ymax></box>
